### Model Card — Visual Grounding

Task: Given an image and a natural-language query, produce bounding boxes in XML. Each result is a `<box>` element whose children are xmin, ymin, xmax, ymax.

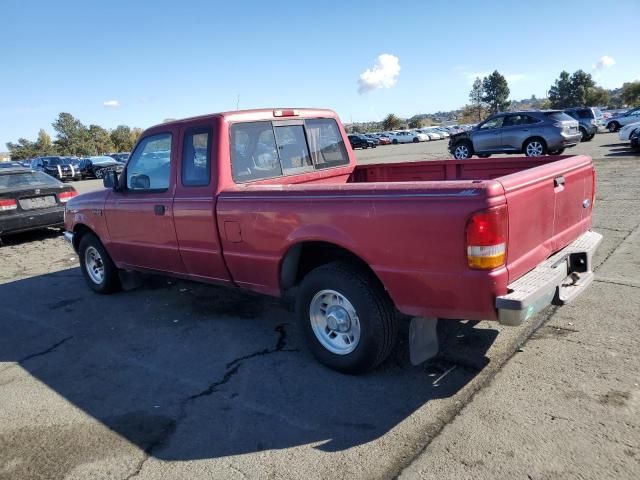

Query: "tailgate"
<box><xmin>498</xmin><ymin>155</ymin><xmax>595</xmax><ymax>283</ymax></box>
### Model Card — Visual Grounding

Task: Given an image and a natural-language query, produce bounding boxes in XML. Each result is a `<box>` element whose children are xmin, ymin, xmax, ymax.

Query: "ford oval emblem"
<box><xmin>582</xmin><ymin>199</ymin><xmax>591</xmax><ymax>208</ymax></box>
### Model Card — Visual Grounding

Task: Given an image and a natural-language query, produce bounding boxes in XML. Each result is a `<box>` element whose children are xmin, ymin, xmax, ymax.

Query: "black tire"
<box><xmin>523</xmin><ymin>137</ymin><xmax>547</xmax><ymax>157</ymax></box>
<box><xmin>392</xmin><ymin>139</ymin><xmax>398</xmax><ymax>145</ymax></box>
<box><xmin>477</xmin><ymin>153</ymin><xmax>491</xmax><ymax>158</ymax></box>
<box><xmin>608</xmin><ymin>122</ymin><xmax>620</xmax><ymax>133</ymax></box>
<box><xmin>78</xmin><ymin>233</ymin><xmax>121</xmax><ymax>294</ymax></box>
<box><xmin>579</xmin><ymin>127</ymin><xmax>588</xmax><ymax>142</ymax></box>
<box><xmin>412</xmin><ymin>137</ymin><xmax>419</xmax><ymax>143</ymax></box>
<box><xmin>296</xmin><ymin>261</ymin><xmax>398</xmax><ymax>374</ymax></box>
<box><xmin>548</xmin><ymin>148</ymin><xmax>566</xmax><ymax>155</ymax></box>
<box><xmin>452</xmin><ymin>141</ymin><xmax>473</xmax><ymax>159</ymax></box>
<box><xmin>586</xmin><ymin>133</ymin><xmax>595</xmax><ymax>141</ymax></box>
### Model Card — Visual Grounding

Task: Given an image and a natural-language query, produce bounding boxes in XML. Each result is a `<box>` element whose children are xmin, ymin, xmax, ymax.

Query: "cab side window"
<box><xmin>127</xmin><ymin>133</ymin><xmax>172</xmax><ymax>191</ymax></box>
<box><xmin>182</xmin><ymin>129</ymin><xmax>211</xmax><ymax>187</ymax></box>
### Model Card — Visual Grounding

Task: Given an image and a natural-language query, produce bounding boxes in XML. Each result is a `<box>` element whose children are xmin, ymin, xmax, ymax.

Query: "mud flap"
<box><xmin>409</xmin><ymin>317</ymin><xmax>439</xmax><ymax>365</ymax></box>
<box><xmin>118</xmin><ymin>270</ymin><xmax>143</xmax><ymax>291</ymax></box>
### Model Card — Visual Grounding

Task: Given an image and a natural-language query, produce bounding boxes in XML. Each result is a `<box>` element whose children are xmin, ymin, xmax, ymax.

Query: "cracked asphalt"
<box><xmin>0</xmin><ymin>133</ymin><xmax>638</xmax><ymax>479</ymax></box>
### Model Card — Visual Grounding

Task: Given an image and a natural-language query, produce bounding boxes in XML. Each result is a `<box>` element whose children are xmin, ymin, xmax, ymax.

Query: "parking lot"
<box><xmin>1</xmin><ymin>133</ymin><xmax>638</xmax><ymax>480</ymax></box>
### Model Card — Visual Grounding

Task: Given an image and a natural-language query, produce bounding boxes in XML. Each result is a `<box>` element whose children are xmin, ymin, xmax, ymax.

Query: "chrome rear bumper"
<box><xmin>496</xmin><ymin>230</ymin><xmax>603</xmax><ymax>326</ymax></box>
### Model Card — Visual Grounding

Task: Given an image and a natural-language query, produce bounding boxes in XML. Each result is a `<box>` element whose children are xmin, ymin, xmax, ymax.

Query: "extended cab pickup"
<box><xmin>64</xmin><ymin>108</ymin><xmax>602</xmax><ymax>373</ymax></box>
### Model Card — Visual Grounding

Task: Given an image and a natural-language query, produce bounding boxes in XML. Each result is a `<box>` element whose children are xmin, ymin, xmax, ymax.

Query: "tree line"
<box><xmin>6</xmin><ymin>112</ymin><xmax>143</xmax><ymax>160</ymax></box>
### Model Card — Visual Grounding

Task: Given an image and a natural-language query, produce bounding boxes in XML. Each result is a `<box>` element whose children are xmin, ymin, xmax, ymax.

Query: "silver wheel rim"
<box><xmin>95</xmin><ymin>169</ymin><xmax>103</xmax><ymax>178</ymax></box>
<box><xmin>84</xmin><ymin>246</ymin><xmax>105</xmax><ymax>284</ymax></box>
<box><xmin>526</xmin><ymin>141</ymin><xmax>543</xmax><ymax>156</ymax></box>
<box><xmin>454</xmin><ymin>145</ymin><xmax>469</xmax><ymax>159</ymax></box>
<box><xmin>309</xmin><ymin>289</ymin><xmax>360</xmax><ymax>355</ymax></box>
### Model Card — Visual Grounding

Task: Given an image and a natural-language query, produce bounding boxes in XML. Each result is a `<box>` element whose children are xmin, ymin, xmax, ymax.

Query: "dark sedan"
<box><xmin>30</xmin><ymin>156</ymin><xmax>81</xmax><ymax>181</ymax></box>
<box><xmin>78</xmin><ymin>156</ymin><xmax>125</xmax><ymax>179</ymax></box>
<box><xmin>348</xmin><ymin>135</ymin><xmax>376</xmax><ymax>149</ymax></box>
<box><xmin>0</xmin><ymin>168</ymin><xmax>77</xmax><ymax>238</ymax></box>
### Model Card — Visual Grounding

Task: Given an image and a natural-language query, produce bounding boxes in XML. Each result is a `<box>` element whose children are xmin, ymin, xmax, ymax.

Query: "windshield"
<box><xmin>43</xmin><ymin>157</ymin><xmax>63</xmax><ymax>166</ymax></box>
<box><xmin>0</xmin><ymin>170</ymin><xmax>60</xmax><ymax>189</ymax></box>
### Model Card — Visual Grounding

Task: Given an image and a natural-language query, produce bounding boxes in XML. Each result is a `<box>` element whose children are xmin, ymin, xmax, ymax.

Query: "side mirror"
<box><xmin>130</xmin><ymin>174</ymin><xmax>150</xmax><ymax>190</ymax></box>
<box><xmin>103</xmin><ymin>170</ymin><xmax>118</xmax><ymax>190</ymax></box>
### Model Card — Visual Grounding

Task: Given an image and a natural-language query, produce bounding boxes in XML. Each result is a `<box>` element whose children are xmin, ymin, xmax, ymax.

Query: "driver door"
<box><xmin>473</xmin><ymin>116</ymin><xmax>504</xmax><ymax>152</ymax></box>
<box><xmin>104</xmin><ymin>130</ymin><xmax>186</xmax><ymax>274</ymax></box>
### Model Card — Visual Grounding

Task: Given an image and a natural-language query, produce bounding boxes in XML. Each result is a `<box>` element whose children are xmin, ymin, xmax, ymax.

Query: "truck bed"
<box><xmin>217</xmin><ymin>155</ymin><xmax>595</xmax><ymax>321</ymax></box>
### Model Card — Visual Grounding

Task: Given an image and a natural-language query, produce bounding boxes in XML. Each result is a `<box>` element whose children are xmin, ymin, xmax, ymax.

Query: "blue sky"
<box><xmin>1</xmin><ymin>0</ymin><xmax>639</xmax><ymax>148</ymax></box>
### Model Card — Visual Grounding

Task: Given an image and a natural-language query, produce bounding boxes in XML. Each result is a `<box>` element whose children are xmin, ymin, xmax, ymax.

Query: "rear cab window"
<box><xmin>182</xmin><ymin>129</ymin><xmax>211</xmax><ymax>187</ymax></box>
<box><xmin>230</xmin><ymin>118</ymin><xmax>349</xmax><ymax>182</ymax></box>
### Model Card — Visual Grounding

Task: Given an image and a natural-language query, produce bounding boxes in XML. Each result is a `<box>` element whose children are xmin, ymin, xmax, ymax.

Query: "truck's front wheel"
<box><xmin>296</xmin><ymin>262</ymin><xmax>398</xmax><ymax>374</ymax></box>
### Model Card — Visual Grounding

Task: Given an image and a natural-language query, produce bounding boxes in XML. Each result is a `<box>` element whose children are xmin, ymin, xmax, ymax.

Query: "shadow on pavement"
<box><xmin>0</xmin><ymin>268</ymin><xmax>498</xmax><ymax>462</ymax></box>
<box><xmin>0</xmin><ymin>228</ymin><xmax>63</xmax><ymax>247</ymax></box>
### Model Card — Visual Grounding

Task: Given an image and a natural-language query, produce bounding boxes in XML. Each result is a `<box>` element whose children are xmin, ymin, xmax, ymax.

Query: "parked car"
<box><xmin>564</xmin><ymin>107</ymin><xmax>604</xmax><ymax>141</ymax></box>
<box><xmin>348</xmin><ymin>135</ymin><xmax>376</xmax><ymax>149</ymax></box>
<box><xmin>449</xmin><ymin>110</ymin><xmax>581</xmax><ymax>159</ymax></box>
<box><xmin>30</xmin><ymin>156</ymin><xmax>79</xmax><ymax>181</ymax></box>
<box><xmin>618</xmin><ymin>121</ymin><xmax>640</xmax><ymax>142</ymax></box>
<box><xmin>107</xmin><ymin>152</ymin><xmax>130</xmax><ymax>163</ymax></box>
<box><xmin>374</xmin><ymin>134</ymin><xmax>391</xmax><ymax>145</ymax></box>
<box><xmin>0</xmin><ymin>161</ymin><xmax>26</xmax><ymax>169</ymax></box>
<box><xmin>421</xmin><ymin>128</ymin><xmax>443</xmax><ymax>140</ymax></box>
<box><xmin>434</xmin><ymin>127</ymin><xmax>450</xmax><ymax>138</ymax></box>
<box><xmin>631</xmin><ymin>129</ymin><xmax>640</xmax><ymax>152</ymax></box>
<box><xmin>63</xmin><ymin>107</ymin><xmax>601</xmax><ymax>374</ymax></box>
<box><xmin>78</xmin><ymin>156</ymin><xmax>125</xmax><ymax>179</ymax></box>
<box><xmin>605</xmin><ymin>107</ymin><xmax>640</xmax><ymax>132</ymax></box>
<box><xmin>387</xmin><ymin>130</ymin><xmax>428</xmax><ymax>144</ymax></box>
<box><xmin>0</xmin><ymin>167</ymin><xmax>77</xmax><ymax>238</ymax></box>
<box><xmin>362</xmin><ymin>134</ymin><xmax>380</xmax><ymax>146</ymax></box>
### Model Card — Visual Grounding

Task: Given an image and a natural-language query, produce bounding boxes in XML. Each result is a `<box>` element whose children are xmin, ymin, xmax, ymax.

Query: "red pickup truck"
<box><xmin>64</xmin><ymin>108</ymin><xmax>601</xmax><ymax>373</ymax></box>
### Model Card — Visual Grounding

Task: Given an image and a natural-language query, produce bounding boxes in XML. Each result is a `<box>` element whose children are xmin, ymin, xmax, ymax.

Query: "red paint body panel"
<box><xmin>64</xmin><ymin>109</ymin><xmax>596</xmax><ymax>322</ymax></box>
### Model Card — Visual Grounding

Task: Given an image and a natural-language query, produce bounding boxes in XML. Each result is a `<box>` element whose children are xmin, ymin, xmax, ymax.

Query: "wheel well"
<box><xmin>522</xmin><ymin>136</ymin><xmax>547</xmax><ymax>150</ymax></box>
<box><xmin>72</xmin><ymin>224</ymin><xmax>95</xmax><ymax>251</ymax></box>
<box><xmin>280</xmin><ymin>241</ymin><xmax>386</xmax><ymax>293</ymax></box>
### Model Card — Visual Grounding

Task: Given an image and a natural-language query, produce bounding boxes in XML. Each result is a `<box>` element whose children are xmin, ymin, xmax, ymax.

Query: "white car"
<box><xmin>422</xmin><ymin>128</ymin><xmax>443</xmax><ymax>140</ymax></box>
<box><xmin>434</xmin><ymin>127</ymin><xmax>450</xmax><ymax>138</ymax></box>
<box><xmin>606</xmin><ymin>107</ymin><xmax>640</xmax><ymax>132</ymax></box>
<box><xmin>618</xmin><ymin>121</ymin><xmax>640</xmax><ymax>141</ymax></box>
<box><xmin>387</xmin><ymin>131</ymin><xmax>427</xmax><ymax>144</ymax></box>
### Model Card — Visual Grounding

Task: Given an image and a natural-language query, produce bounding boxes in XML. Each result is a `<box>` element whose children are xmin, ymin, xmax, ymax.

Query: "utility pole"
<box><xmin>236</xmin><ymin>95</ymin><xmax>240</xmax><ymax>111</ymax></box>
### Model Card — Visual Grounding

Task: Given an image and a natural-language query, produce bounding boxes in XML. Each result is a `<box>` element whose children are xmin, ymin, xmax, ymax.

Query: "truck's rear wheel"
<box><xmin>296</xmin><ymin>262</ymin><xmax>398</xmax><ymax>374</ymax></box>
<box><xmin>79</xmin><ymin>233</ymin><xmax>121</xmax><ymax>294</ymax></box>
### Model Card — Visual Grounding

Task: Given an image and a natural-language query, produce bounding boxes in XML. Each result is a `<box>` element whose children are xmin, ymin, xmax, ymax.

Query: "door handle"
<box><xmin>154</xmin><ymin>205</ymin><xmax>166</xmax><ymax>216</ymax></box>
<box><xmin>554</xmin><ymin>176</ymin><xmax>565</xmax><ymax>187</ymax></box>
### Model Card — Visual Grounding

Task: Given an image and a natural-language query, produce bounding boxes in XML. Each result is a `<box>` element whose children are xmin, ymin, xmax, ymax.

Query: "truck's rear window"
<box><xmin>230</xmin><ymin>118</ymin><xmax>349</xmax><ymax>182</ymax></box>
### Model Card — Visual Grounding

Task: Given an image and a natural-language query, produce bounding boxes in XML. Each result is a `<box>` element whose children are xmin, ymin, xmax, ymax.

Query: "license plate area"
<box><xmin>19</xmin><ymin>195</ymin><xmax>56</xmax><ymax>210</ymax></box>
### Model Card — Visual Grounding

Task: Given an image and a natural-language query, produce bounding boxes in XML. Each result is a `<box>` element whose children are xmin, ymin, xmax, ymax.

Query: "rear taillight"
<box><xmin>58</xmin><ymin>190</ymin><xmax>78</xmax><ymax>203</ymax></box>
<box><xmin>0</xmin><ymin>199</ymin><xmax>18</xmax><ymax>211</ymax></box>
<box><xmin>466</xmin><ymin>205</ymin><xmax>508</xmax><ymax>269</ymax></box>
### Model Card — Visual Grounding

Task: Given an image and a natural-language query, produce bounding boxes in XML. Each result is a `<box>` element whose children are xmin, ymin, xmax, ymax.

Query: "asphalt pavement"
<box><xmin>0</xmin><ymin>133</ymin><xmax>638</xmax><ymax>479</ymax></box>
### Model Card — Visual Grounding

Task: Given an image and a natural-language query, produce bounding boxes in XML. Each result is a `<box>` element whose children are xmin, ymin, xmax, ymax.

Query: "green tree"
<box><xmin>570</xmin><ymin>69</ymin><xmax>596</xmax><ymax>105</ymax></box>
<box><xmin>621</xmin><ymin>81</ymin><xmax>640</xmax><ymax>107</ymax></box>
<box><xmin>469</xmin><ymin>77</ymin><xmax>486</xmax><ymax>121</ymax></box>
<box><xmin>5</xmin><ymin>138</ymin><xmax>38</xmax><ymax>160</ymax></box>
<box><xmin>408</xmin><ymin>118</ymin><xmax>423</xmax><ymax>129</ymax></box>
<box><xmin>548</xmin><ymin>71</ymin><xmax>573</xmax><ymax>108</ymax></box>
<box><xmin>36</xmin><ymin>129</ymin><xmax>54</xmax><ymax>155</ymax></box>
<box><xmin>585</xmin><ymin>86</ymin><xmax>610</xmax><ymax>107</ymax></box>
<box><xmin>87</xmin><ymin>124</ymin><xmax>114</xmax><ymax>154</ymax></box>
<box><xmin>481</xmin><ymin>71</ymin><xmax>510</xmax><ymax>114</ymax></box>
<box><xmin>110</xmin><ymin>125</ymin><xmax>134</xmax><ymax>152</ymax></box>
<box><xmin>52</xmin><ymin>112</ymin><xmax>88</xmax><ymax>155</ymax></box>
<box><xmin>549</xmin><ymin>70</ymin><xmax>597</xmax><ymax>108</ymax></box>
<box><xmin>382</xmin><ymin>113</ymin><xmax>402</xmax><ymax>131</ymax></box>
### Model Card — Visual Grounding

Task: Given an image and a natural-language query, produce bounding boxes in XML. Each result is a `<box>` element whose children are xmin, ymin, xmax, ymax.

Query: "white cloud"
<box><xmin>103</xmin><ymin>100</ymin><xmax>120</xmax><ymax>108</ymax></box>
<box><xmin>357</xmin><ymin>54</ymin><xmax>400</xmax><ymax>94</ymax></box>
<box><xmin>593</xmin><ymin>56</ymin><xmax>616</xmax><ymax>71</ymax></box>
